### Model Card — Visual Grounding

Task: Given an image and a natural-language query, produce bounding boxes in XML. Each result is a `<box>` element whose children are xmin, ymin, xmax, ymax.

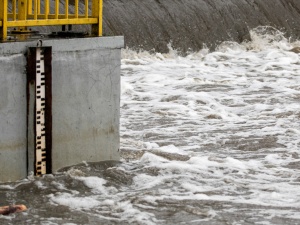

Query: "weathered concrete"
<box><xmin>0</xmin><ymin>54</ymin><xmax>27</xmax><ymax>182</ymax></box>
<box><xmin>0</xmin><ymin>36</ymin><xmax>124</xmax><ymax>182</ymax></box>
<box><xmin>51</xmin><ymin>46</ymin><xmax>121</xmax><ymax>171</ymax></box>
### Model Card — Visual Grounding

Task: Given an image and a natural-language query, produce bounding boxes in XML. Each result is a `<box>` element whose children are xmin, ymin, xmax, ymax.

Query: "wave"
<box><xmin>122</xmin><ymin>26</ymin><xmax>300</xmax><ymax>61</ymax></box>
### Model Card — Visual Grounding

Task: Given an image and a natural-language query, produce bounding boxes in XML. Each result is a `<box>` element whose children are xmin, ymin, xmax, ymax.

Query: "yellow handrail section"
<box><xmin>0</xmin><ymin>0</ymin><xmax>102</xmax><ymax>40</ymax></box>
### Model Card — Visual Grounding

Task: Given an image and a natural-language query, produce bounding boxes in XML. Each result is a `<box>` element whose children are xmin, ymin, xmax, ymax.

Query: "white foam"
<box><xmin>76</xmin><ymin>176</ymin><xmax>108</xmax><ymax>194</ymax></box>
<box><xmin>49</xmin><ymin>193</ymin><xmax>100</xmax><ymax>209</ymax></box>
<box><xmin>25</xmin><ymin>26</ymin><xmax>300</xmax><ymax>224</ymax></box>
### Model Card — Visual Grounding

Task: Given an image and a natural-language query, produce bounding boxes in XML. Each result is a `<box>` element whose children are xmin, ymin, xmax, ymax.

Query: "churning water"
<box><xmin>1</xmin><ymin>27</ymin><xmax>300</xmax><ymax>225</ymax></box>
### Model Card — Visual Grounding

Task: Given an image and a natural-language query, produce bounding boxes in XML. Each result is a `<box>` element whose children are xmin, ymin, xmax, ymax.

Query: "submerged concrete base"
<box><xmin>0</xmin><ymin>36</ymin><xmax>123</xmax><ymax>182</ymax></box>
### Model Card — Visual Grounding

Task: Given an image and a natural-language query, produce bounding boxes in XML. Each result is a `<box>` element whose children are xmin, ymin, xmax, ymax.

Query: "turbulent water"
<box><xmin>1</xmin><ymin>27</ymin><xmax>300</xmax><ymax>225</ymax></box>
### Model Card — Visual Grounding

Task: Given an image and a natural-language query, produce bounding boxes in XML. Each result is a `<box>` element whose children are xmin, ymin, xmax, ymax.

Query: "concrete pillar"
<box><xmin>0</xmin><ymin>36</ymin><xmax>123</xmax><ymax>182</ymax></box>
<box><xmin>0</xmin><ymin>53</ymin><xmax>27</xmax><ymax>182</ymax></box>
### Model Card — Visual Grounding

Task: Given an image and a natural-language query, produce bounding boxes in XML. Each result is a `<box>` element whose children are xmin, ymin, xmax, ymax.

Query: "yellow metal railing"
<box><xmin>0</xmin><ymin>0</ymin><xmax>102</xmax><ymax>40</ymax></box>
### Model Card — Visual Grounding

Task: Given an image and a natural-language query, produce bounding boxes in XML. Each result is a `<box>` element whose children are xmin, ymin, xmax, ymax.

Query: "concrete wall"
<box><xmin>0</xmin><ymin>53</ymin><xmax>27</xmax><ymax>182</ymax></box>
<box><xmin>0</xmin><ymin>36</ymin><xmax>124</xmax><ymax>182</ymax></box>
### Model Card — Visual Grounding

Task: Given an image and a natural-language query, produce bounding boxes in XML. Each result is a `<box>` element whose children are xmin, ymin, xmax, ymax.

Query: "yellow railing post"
<box><xmin>37</xmin><ymin>0</ymin><xmax>41</xmax><ymax>15</ymax></box>
<box><xmin>18</xmin><ymin>0</ymin><xmax>28</xmax><ymax>21</ymax></box>
<box><xmin>99</xmin><ymin>0</ymin><xmax>103</xmax><ymax>36</ymax></box>
<box><xmin>55</xmin><ymin>0</ymin><xmax>59</xmax><ymax>19</ymax></box>
<box><xmin>1</xmin><ymin>0</ymin><xmax>103</xmax><ymax>40</ymax></box>
<box><xmin>13</xmin><ymin>0</ymin><xmax>17</xmax><ymax>20</ymax></box>
<box><xmin>75</xmin><ymin>0</ymin><xmax>79</xmax><ymax>18</ymax></box>
<box><xmin>34</xmin><ymin>0</ymin><xmax>38</xmax><ymax>20</ymax></box>
<box><xmin>91</xmin><ymin>0</ymin><xmax>102</xmax><ymax>36</ymax></box>
<box><xmin>0</xmin><ymin>0</ymin><xmax>8</xmax><ymax>40</ymax></box>
<box><xmin>65</xmin><ymin>0</ymin><xmax>69</xmax><ymax>18</ymax></box>
<box><xmin>45</xmin><ymin>0</ymin><xmax>49</xmax><ymax>19</ymax></box>
<box><xmin>85</xmin><ymin>0</ymin><xmax>89</xmax><ymax>18</ymax></box>
<box><xmin>18</xmin><ymin>0</ymin><xmax>28</xmax><ymax>31</ymax></box>
<box><xmin>28</xmin><ymin>0</ymin><xmax>32</xmax><ymax>15</ymax></box>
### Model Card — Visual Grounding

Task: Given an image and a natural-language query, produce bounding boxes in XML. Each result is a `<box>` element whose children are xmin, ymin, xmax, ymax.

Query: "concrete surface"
<box><xmin>0</xmin><ymin>54</ymin><xmax>27</xmax><ymax>182</ymax></box>
<box><xmin>51</xmin><ymin>45</ymin><xmax>121</xmax><ymax>171</ymax></box>
<box><xmin>0</xmin><ymin>36</ymin><xmax>124</xmax><ymax>182</ymax></box>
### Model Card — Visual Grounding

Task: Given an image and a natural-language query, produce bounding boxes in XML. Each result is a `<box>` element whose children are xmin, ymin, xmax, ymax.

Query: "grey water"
<box><xmin>1</xmin><ymin>27</ymin><xmax>300</xmax><ymax>224</ymax></box>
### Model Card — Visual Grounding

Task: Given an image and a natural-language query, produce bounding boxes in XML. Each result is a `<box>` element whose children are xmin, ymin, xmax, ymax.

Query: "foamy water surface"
<box><xmin>1</xmin><ymin>27</ymin><xmax>300</xmax><ymax>224</ymax></box>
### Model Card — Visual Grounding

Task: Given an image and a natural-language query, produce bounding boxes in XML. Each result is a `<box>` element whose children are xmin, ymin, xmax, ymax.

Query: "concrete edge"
<box><xmin>0</xmin><ymin>36</ymin><xmax>124</xmax><ymax>55</ymax></box>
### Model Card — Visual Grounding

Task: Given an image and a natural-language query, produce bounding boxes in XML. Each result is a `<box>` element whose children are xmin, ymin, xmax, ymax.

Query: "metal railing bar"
<box><xmin>34</xmin><ymin>0</ymin><xmax>38</xmax><ymax>20</ymax></box>
<box><xmin>45</xmin><ymin>0</ymin><xmax>49</xmax><ymax>19</ymax></box>
<box><xmin>25</xmin><ymin>14</ymin><xmax>93</xmax><ymax>19</ymax></box>
<box><xmin>12</xmin><ymin>0</ymin><xmax>17</xmax><ymax>21</ymax></box>
<box><xmin>55</xmin><ymin>0</ymin><xmax>59</xmax><ymax>19</ymax></box>
<box><xmin>6</xmin><ymin>18</ymin><xmax>98</xmax><ymax>26</ymax></box>
<box><xmin>28</xmin><ymin>0</ymin><xmax>32</xmax><ymax>14</ymax></box>
<box><xmin>37</xmin><ymin>0</ymin><xmax>41</xmax><ymax>15</ymax></box>
<box><xmin>85</xmin><ymin>0</ymin><xmax>89</xmax><ymax>18</ymax></box>
<box><xmin>65</xmin><ymin>0</ymin><xmax>69</xmax><ymax>19</ymax></box>
<box><xmin>1</xmin><ymin>0</ymin><xmax>103</xmax><ymax>40</ymax></box>
<box><xmin>8</xmin><ymin>13</ymin><xmax>90</xmax><ymax>19</ymax></box>
<box><xmin>75</xmin><ymin>0</ymin><xmax>79</xmax><ymax>18</ymax></box>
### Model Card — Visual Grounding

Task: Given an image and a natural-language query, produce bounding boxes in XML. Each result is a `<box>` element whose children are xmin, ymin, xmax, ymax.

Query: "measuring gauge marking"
<box><xmin>35</xmin><ymin>47</ymin><xmax>47</xmax><ymax>176</ymax></box>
